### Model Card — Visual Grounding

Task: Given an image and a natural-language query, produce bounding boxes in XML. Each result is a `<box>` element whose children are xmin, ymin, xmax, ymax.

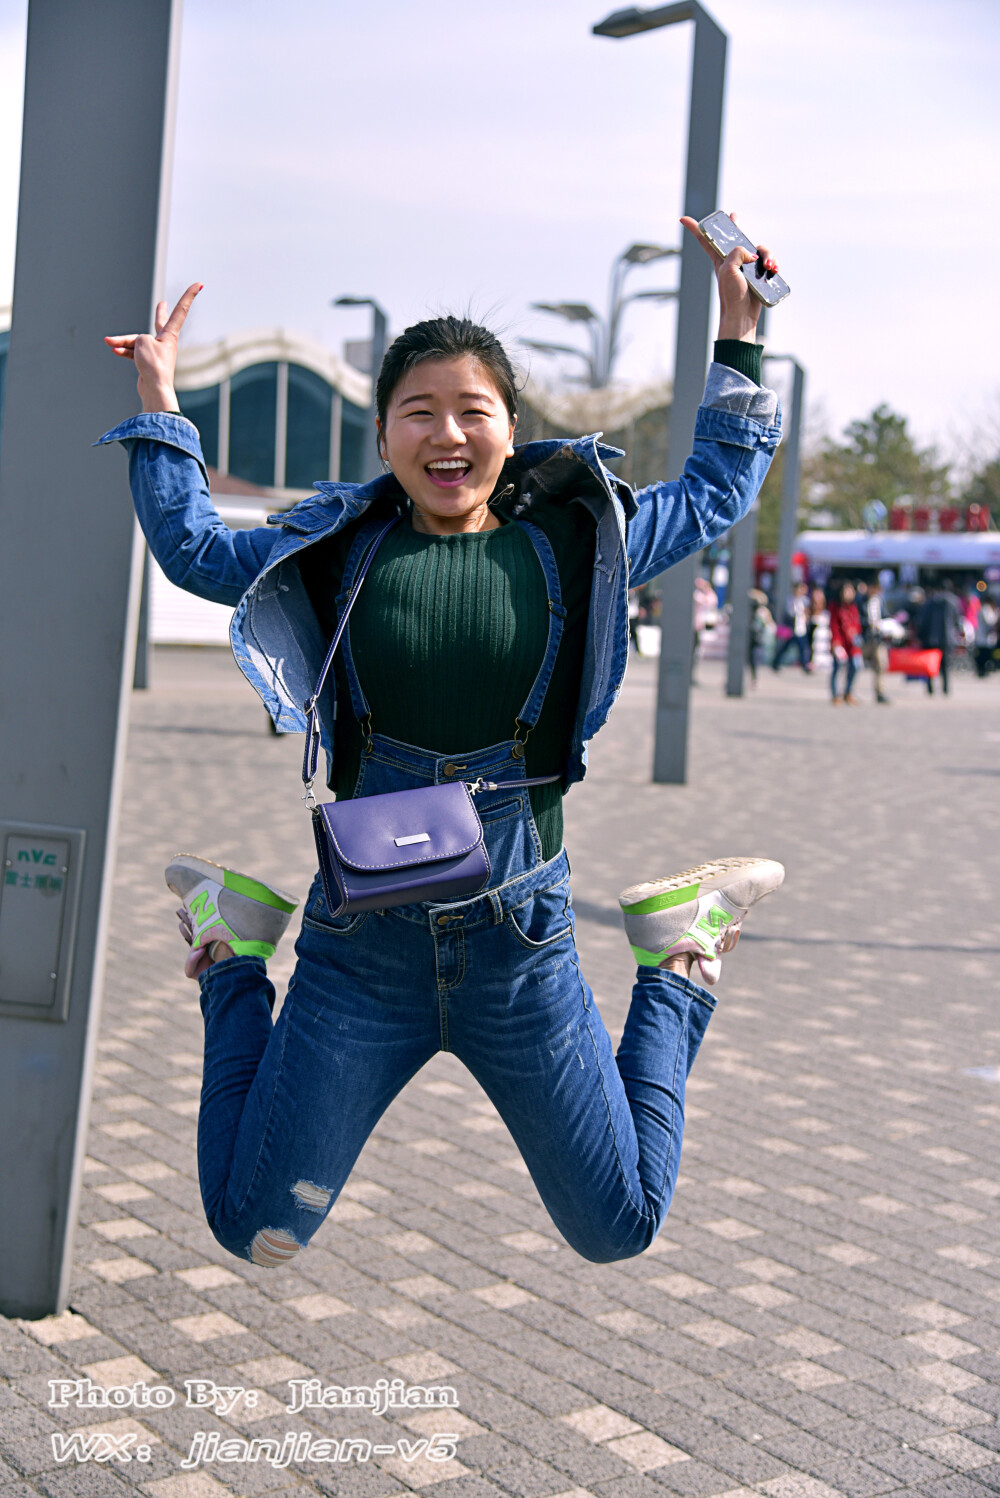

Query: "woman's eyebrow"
<box><xmin>397</xmin><ymin>390</ymin><xmax>497</xmax><ymax>407</ymax></box>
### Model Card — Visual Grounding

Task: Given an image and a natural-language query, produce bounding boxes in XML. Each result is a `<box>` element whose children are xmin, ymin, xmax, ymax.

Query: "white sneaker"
<box><xmin>619</xmin><ymin>857</ymin><xmax>785</xmax><ymax>986</ymax></box>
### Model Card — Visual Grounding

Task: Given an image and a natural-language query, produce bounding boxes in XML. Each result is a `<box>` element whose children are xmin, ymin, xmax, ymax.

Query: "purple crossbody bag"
<box><xmin>302</xmin><ymin>516</ymin><xmax>560</xmax><ymax>917</ymax></box>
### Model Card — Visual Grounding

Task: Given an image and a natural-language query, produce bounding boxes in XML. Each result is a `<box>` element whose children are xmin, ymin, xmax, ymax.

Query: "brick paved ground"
<box><xmin>3</xmin><ymin>646</ymin><xmax>1000</xmax><ymax>1498</ymax></box>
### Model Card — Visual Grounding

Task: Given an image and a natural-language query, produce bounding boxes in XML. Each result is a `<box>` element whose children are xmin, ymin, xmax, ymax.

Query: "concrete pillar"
<box><xmin>0</xmin><ymin>0</ymin><xmax>181</xmax><ymax>1317</ymax></box>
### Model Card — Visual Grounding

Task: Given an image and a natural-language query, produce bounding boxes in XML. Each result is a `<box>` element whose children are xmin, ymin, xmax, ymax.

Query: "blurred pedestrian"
<box><xmin>974</xmin><ymin>596</ymin><xmax>998</xmax><ymax>678</ymax></box>
<box><xmin>806</xmin><ymin>585</ymin><xmax>825</xmax><ymax>664</ymax></box>
<box><xmin>863</xmin><ymin>577</ymin><xmax>890</xmax><ymax>704</ymax></box>
<box><xmin>962</xmin><ymin>588</ymin><xmax>981</xmax><ymax>634</ymax></box>
<box><xmin>917</xmin><ymin>582</ymin><xmax>961</xmax><ymax>695</ymax></box>
<box><xmin>772</xmin><ymin>581</ymin><xmax>811</xmax><ymax>672</ymax></box>
<box><xmin>829</xmin><ymin>581</ymin><xmax>862</xmax><ymax>703</ymax></box>
<box><xmin>692</xmin><ymin>574</ymin><xmax>718</xmax><ymax>684</ymax></box>
<box><xmin>748</xmin><ymin>588</ymin><xmax>773</xmax><ymax>684</ymax></box>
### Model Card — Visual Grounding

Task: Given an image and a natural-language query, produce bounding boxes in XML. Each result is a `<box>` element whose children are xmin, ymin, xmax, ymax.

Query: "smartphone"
<box><xmin>698</xmin><ymin>210</ymin><xmax>790</xmax><ymax>308</ymax></box>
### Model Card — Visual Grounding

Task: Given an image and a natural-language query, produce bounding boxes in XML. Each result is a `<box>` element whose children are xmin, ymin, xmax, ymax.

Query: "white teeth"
<box><xmin>427</xmin><ymin>460</ymin><xmax>469</xmax><ymax>470</ymax></box>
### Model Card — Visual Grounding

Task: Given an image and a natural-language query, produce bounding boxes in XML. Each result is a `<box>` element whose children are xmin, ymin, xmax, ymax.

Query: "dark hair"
<box><xmin>375</xmin><ymin>316</ymin><xmax>518</xmax><ymax>451</ymax></box>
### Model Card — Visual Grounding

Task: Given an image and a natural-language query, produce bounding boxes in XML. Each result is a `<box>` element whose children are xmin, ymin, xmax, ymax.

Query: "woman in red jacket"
<box><xmin>828</xmin><ymin>581</ymin><xmax>862</xmax><ymax>703</ymax></box>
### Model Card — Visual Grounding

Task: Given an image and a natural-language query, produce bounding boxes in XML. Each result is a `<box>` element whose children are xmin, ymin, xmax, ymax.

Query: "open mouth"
<box><xmin>425</xmin><ymin>459</ymin><xmax>472</xmax><ymax>488</ymax></box>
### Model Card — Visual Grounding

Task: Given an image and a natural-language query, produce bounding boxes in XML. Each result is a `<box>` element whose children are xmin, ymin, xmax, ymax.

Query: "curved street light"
<box><xmin>528</xmin><ymin>243</ymin><xmax>679</xmax><ymax>388</ymax></box>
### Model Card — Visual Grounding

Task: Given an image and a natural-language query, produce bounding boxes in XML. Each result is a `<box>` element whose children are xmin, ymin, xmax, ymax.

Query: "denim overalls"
<box><xmin>197</xmin><ymin>513</ymin><xmax>716</xmax><ymax>1268</ymax></box>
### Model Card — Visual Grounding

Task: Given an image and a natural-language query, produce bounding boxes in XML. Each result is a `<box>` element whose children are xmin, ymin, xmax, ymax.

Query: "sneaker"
<box><xmin>619</xmin><ymin>858</ymin><xmax>785</xmax><ymax>986</ymax></box>
<box><xmin>165</xmin><ymin>855</ymin><xmax>298</xmax><ymax>980</ymax></box>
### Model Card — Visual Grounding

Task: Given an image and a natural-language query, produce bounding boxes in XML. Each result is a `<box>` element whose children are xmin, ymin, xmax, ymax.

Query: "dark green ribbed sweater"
<box><xmin>298</xmin><ymin>501</ymin><xmax>595</xmax><ymax>860</ymax></box>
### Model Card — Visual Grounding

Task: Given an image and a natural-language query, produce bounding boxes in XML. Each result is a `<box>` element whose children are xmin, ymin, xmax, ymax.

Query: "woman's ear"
<box><xmin>507</xmin><ymin>414</ymin><xmax>516</xmax><ymax>458</ymax></box>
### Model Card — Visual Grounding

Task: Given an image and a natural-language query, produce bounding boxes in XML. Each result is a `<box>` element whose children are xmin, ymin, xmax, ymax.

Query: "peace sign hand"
<box><xmin>104</xmin><ymin>282</ymin><xmax>203</xmax><ymax>413</ymax></box>
<box><xmin>680</xmin><ymin>214</ymin><xmax>778</xmax><ymax>343</ymax></box>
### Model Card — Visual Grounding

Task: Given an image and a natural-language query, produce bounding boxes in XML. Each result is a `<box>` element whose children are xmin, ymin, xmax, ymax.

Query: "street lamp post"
<box><xmin>762</xmin><ymin>354</ymin><xmax>805</xmax><ymax>624</ymax></box>
<box><xmin>725</xmin><ymin>499</ymin><xmax>759</xmax><ymax>696</ymax></box>
<box><xmin>530</xmin><ymin>302</ymin><xmax>602</xmax><ymax>386</ymax></box>
<box><xmin>528</xmin><ymin>243</ymin><xmax>678</xmax><ymax>389</ymax></box>
<box><xmin>594</xmin><ymin>2</ymin><xmax>728</xmax><ymax>784</ymax></box>
<box><xmin>332</xmin><ymin>296</ymin><xmax>388</xmax><ymax>481</ymax></box>
<box><xmin>724</xmin><ymin>306</ymin><xmax>766</xmax><ymax>698</ymax></box>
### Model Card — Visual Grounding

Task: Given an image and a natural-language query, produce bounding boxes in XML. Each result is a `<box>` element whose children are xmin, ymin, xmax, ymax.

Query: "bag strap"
<box><xmin>466</xmin><ymin>773</ymin><xmax>561</xmax><ymax>792</ymax></box>
<box><xmin>302</xmin><ymin>515</ymin><xmax>399</xmax><ymax>799</ymax></box>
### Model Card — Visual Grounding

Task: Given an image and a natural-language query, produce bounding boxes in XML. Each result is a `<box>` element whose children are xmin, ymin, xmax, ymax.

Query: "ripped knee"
<box><xmin>249</xmin><ymin>1227</ymin><xmax>302</xmax><ymax>1268</ymax></box>
<box><xmin>291</xmin><ymin>1179</ymin><xmax>332</xmax><ymax>1211</ymax></box>
<box><xmin>245</xmin><ymin>1181</ymin><xmax>334</xmax><ymax>1266</ymax></box>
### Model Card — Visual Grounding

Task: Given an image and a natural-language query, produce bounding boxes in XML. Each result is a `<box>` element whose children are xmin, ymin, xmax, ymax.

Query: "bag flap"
<box><xmin>318</xmin><ymin>781</ymin><xmax>484</xmax><ymax>872</ymax></box>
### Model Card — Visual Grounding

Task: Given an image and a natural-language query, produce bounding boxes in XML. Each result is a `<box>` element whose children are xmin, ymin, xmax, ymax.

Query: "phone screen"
<box><xmin>698</xmin><ymin>211</ymin><xmax>790</xmax><ymax>308</ymax></box>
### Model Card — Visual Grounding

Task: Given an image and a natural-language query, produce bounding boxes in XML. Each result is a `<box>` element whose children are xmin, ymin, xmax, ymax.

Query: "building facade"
<box><xmin>0</xmin><ymin>309</ymin><xmax>373</xmax><ymax>496</ymax></box>
<box><xmin>174</xmin><ymin>327</ymin><xmax>372</xmax><ymax>492</ymax></box>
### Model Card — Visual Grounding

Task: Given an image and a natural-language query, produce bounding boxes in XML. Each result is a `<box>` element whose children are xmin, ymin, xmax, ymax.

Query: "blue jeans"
<box><xmin>831</xmin><ymin>652</ymin><xmax>857</xmax><ymax>699</ymax></box>
<box><xmin>195</xmin><ymin>515</ymin><xmax>714</xmax><ymax>1266</ymax></box>
<box><xmin>772</xmin><ymin>632</ymin><xmax>810</xmax><ymax>670</ymax></box>
<box><xmin>196</xmin><ymin>853</ymin><xmax>714</xmax><ymax>1266</ymax></box>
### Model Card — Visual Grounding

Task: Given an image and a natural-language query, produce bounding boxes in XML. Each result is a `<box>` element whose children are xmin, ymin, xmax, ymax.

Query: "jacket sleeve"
<box><xmin>626</xmin><ymin>364</ymin><xmax>781</xmax><ymax>588</ymax></box>
<box><xmin>94</xmin><ymin>413</ymin><xmax>283</xmax><ymax>607</ymax></box>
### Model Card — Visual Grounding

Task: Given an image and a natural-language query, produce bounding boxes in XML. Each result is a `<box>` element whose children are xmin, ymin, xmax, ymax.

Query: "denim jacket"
<box><xmin>98</xmin><ymin>363</ymin><xmax>780</xmax><ymax>788</ymax></box>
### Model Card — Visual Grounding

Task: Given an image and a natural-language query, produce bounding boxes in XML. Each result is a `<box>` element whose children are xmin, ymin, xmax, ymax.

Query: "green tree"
<box><xmin>807</xmin><ymin>403</ymin><xmax>951</xmax><ymax>529</ymax></box>
<box><xmin>962</xmin><ymin>458</ymin><xmax>1000</xmax><ymax>514</ymax></box>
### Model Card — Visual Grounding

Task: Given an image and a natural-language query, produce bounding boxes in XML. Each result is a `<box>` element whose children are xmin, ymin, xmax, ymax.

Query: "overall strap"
<box><xmin>510</xmin><ymin>519</ymin><xmax>567</xmax><ymax>758</ymax></box>
<box><xmin>302</xmin><ymin>515</ymin><xmax>399</xmax><ymax>796</ymax></box>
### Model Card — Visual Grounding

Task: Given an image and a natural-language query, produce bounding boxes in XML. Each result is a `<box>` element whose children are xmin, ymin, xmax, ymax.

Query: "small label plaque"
<box><xmin>0</xmin><ymin>822</ymin><xmax>85</xmax><ymax>1022</ymax></box>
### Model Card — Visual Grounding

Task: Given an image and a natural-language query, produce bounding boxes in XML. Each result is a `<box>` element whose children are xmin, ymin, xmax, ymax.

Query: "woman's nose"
<box><xmin>433</xmin><ymin>415</ymin><xmax>466</xmax><ymax>446</ymax></box>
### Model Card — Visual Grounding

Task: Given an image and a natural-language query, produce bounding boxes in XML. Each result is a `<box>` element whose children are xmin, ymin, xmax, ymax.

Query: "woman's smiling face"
<box><xmin>379</xmin><ymin>354</ymin><xmax>516</xmax><ymax>533</ymax></box>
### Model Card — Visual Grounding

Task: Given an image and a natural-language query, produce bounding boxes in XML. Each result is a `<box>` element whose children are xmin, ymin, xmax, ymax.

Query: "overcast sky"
<box><xmin>1</xmin><ymin>0</ymin><xmax>998</xmax><ymax>459</ymax></box>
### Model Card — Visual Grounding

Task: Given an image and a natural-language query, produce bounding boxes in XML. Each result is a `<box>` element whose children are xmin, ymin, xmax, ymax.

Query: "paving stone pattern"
<box><xmin>3</xmin><ymin>647</ymin><xmax>999</xmax><ymax>1498</ymax></box>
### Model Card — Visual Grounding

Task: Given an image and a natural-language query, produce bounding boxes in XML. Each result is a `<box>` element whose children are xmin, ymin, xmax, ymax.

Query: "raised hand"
<box><xmin>104</xmin><ymin>282</ymin><xmax>203</xmax><ymax>413</ymax></box>
<box><xmin>680</xmin><ymin>214</ymin><xmax>778</xmax><ymax>343</ymax></box>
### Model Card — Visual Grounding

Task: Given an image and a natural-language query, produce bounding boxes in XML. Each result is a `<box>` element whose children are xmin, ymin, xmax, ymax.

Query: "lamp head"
<box><xmin>532</xmin><ymin>301</ymin><xmax>599</xmax><ymax>323</ymax></box>
<box><xmin>623</xmin><ymin>242</ymin><xmax>678</xmax><ymax>264</ymax></box>
<box><xmin>592</xmin><ymin>6</ymin><xmax>649</xmax><ymax>36</ymax></box>
<box><xmin>593</xmin><ymin>4</ymin><xmax>695</xmax><ymax>38</ymax></box>
<box><xmin>520</xmin><ymin>338</ymin><xmax>590</xmax><ymax>358</ymax></box>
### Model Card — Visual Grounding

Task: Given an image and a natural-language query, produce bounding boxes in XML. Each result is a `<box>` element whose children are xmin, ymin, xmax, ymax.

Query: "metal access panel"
<box><xmin>0</xmin><ymin>823</ymin><xmax>85</xmax><ymax>1022</ymax></box>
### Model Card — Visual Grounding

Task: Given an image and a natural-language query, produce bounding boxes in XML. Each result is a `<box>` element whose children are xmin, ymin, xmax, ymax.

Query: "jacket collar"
<box><xmin>267</xmin><ymin>432</ymin><xmax>637</xmax><ymax>532</ymax></box>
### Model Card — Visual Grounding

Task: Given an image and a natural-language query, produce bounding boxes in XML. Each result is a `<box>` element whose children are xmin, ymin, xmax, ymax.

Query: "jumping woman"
<box><xmin>100</xmin><ymin>217</ymin><xmax>785</xmax><ymax>1268</ymax></box>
